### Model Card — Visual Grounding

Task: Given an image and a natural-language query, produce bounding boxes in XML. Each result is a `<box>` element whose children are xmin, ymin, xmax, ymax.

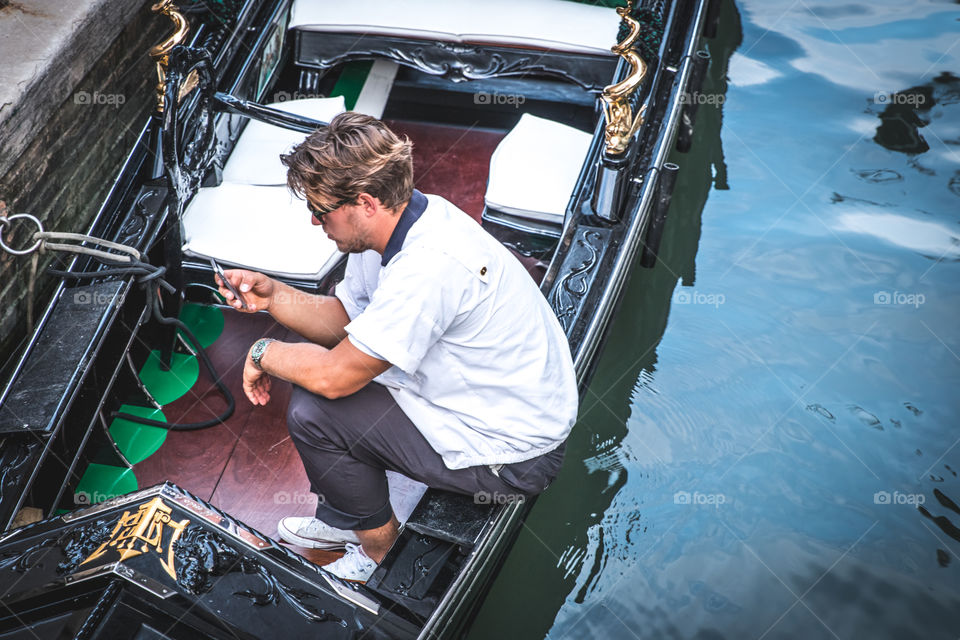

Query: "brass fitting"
<box><xmin>148</xmin><ymin>1</ymin><xmax>190</xmax><ymax>113</ymax></box>
<box><xmin>600</xmin><ymin>3</ymin><xmax>649</xmax><ymax>156</ymax></box>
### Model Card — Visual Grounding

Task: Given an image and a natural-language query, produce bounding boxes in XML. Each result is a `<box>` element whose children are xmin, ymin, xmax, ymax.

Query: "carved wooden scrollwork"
<box><xmin>298</xmin><ymin>35</ymin><xmax>617</xmax><ymax>92</ymax></box>
<box><xmin>174</xmin><ymin>525</ymin><xmax>347</xmax><ymax>625</ymax></box>
<box><xmin>551</xmin><ymin>229</ymin><xmax>605</xmax><ymax>332</ymax></box>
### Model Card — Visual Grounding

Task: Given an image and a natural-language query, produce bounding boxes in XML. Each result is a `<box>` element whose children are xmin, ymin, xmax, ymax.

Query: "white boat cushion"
<box><xmin>221</xmin><ymin>96</ymin><xmax>346</xmax><ymax>186</ymax></box>
<box><xmin>289</xmin><ymin>0</ymin><xmax>618</xmax><ymax>57</ymax></box>
<box><xmin>182</xmin><ymin>183</ymin><xmax>342</xmax><ymax>279</ymax></box>
<box><xmin>484</xmin><ymin>113</ymin><xmax>592</xmax><ymax>223</ymax></box>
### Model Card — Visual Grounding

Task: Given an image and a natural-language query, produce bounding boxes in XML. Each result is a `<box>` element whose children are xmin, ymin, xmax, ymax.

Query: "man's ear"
<box><xmin>356</xmin><ymin>192</ymin><xmax>381</xmax><ymax>217</ymax></box>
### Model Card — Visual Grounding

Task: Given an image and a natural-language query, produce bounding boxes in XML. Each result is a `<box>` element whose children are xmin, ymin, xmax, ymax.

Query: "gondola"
<box><xmin>0</xmin><ymin>0</ymin><xmax>717</xmax><ymax>637</ymax></box>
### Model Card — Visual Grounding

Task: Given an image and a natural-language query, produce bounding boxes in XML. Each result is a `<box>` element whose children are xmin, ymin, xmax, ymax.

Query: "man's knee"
<box><xmin>287</xmin><ymin>385</ymin><xmax>337</xmax><ymax>446</ymax></box>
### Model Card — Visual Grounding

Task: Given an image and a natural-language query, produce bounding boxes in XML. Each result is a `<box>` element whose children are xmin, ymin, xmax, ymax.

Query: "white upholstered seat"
<box><xmin>182</xmin><ymin>183</ymin><xmax>342</xmax><ymax>279</ymax></box>
<box><xmin>484</xmin><ymin>113</ymin><xmax>592</xmax><ymax>224</ymax></box>
<box><xmin>183</xmin><ymin>97</ymin><xmax>347</xmax><ymax>279</ymax></box>
<box><xmin>221</xmin><ymin>96</ymin><xmax>346</xmax><ymax>185</ymax></box>
<box><xmin>289</xmin><ymin>0</ymin><xmax>618</xmax><ymax>56</ymax></box>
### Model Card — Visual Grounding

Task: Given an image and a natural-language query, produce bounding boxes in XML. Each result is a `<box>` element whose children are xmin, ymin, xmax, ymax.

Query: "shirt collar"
<box><xmin>381</xmin><ymin>189</ymin><xmax>427</xmax><ymax>266</ymax></box>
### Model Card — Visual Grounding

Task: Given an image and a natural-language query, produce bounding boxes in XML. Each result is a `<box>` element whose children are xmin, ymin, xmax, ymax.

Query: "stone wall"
<box><xmin>0</xmin><ymin>1</ymin><xmax>168</xmax><ymax>381</ymax></box>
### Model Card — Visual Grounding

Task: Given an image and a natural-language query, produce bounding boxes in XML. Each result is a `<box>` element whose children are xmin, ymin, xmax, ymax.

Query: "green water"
<box><xmin>470</xmin><ymin>1</ymin><xmax>960</xmax><ymax>638</ymax></box>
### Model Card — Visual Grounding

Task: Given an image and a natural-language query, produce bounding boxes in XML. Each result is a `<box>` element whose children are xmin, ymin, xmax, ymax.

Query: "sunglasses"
<box><xmin>307</xmin><ymin>196</ymin><xmax>352</xmax><ymax>223</ymax></box>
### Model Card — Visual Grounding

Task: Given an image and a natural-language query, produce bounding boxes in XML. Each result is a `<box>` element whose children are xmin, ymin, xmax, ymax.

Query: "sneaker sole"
<box><xmin>276</xmin><ymin>521</ymin><xmax>357</xmax><ymax>550</ymax></box>
<box><xmin>321</xmin><ymin>567</ymin><xmax>374</xmax><ymax>583</ymax></box>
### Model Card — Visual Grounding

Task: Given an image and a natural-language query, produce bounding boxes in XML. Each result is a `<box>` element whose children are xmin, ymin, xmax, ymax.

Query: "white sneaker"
<box><xmin>277</xmin><ymin>516</ymin><xmax>360</xmax><ymax>550</ymax></box>
<box><xmin>323</xmin><ymin>543</ymin><xmax>377</xmax><ymax>582</ymax></box>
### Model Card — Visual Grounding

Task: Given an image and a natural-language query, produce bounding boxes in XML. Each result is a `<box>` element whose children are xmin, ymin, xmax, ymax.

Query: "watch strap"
<box><xmin>250</xmin><ymin>338</ymin><xmax>275</xmax><ymax>371</ymax></box>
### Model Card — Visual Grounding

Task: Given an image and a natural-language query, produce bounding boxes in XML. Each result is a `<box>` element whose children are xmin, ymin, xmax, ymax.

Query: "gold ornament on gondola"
<box><xmin>81</xmin><ymin>497</ymin><xmax>190</xmax><ymax>580</ymax></box>
<box><xmin>601</xmin><ymin>1</ymin><xmax>648</xmax><ymax>156</ymax></box>
<box><xmin>148</xmin><ymin>0</ymin><xmax>192</xmax><ymax>113</ymax></box>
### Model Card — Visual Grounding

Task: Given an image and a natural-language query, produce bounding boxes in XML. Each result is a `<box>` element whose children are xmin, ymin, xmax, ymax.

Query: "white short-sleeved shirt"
<box><xmin>335</xmin><ymin>191</ymin><xmax>578</xmax><ymax>469</ymax></box>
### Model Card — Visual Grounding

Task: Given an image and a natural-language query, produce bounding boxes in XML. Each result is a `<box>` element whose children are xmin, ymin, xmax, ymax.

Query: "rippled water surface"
<box><xmin>469</xmin><ymin>1</ymin><xmax>960</xmax><ymax>638</ymax></box>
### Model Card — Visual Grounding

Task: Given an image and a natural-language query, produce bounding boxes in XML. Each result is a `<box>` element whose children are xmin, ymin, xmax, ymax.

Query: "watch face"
<box><xmin>252</xmin><ymin>339</ymin><xmax>273</xmax><ymax>370</ymax></box>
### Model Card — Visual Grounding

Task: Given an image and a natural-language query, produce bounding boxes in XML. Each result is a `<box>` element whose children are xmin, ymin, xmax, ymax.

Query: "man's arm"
<box><xmin>264</xmin><ymin>280</ymin><xmax>351</xmax><ymax>347</ymax></box>
<box><xmin>218</xmin><ymin>269</ymin><xmax>350</xmax><ymax>348</ymax></box>
<box><xmin>244</xmin><ymin>336</ymin><xmax>391</xmax><ymax>405</ymax></box>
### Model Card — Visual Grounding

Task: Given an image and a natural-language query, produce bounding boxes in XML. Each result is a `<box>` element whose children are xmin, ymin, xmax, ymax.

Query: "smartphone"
<box><xmin>210</xmin><ymin>259</ymin><xmax>248</xmax><ymax>310</ymax></box>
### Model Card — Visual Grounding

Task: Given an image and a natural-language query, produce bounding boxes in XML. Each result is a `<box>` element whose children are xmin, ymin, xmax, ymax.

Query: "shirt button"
<box><xmin>480</xmin><ymin>266</ymin><xmax>487</xmax><ymax>275</ymax></box>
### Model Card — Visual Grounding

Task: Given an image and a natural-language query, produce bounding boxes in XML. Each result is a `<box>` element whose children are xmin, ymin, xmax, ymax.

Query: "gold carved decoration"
<box><xmin>81</xmin><ymin>497</ymin><xmax>190</xmax><ymax>580</ymax></box>
<box><xmin>148</xmin><ymin>0</ymin><xmax>191</xmax><ymax>113</ymax></box>
<box><xmin>600</xmin><ymin>2</ymin><xmax>648</xmax><ymax>156</ymax></box>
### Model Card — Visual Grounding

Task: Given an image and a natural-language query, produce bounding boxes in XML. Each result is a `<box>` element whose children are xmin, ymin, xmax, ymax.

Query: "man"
<box><xmin>216</xmin><ymin>112</ymin><xmax>578</xmax><ymax>581</ymax></box>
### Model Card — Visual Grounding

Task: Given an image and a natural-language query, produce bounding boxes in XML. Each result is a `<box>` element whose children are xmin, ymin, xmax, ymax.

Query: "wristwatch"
<box><xmin>250</xmin><ymin>338</ymin><xmax>275</xmax><ymax>371</ymax></box>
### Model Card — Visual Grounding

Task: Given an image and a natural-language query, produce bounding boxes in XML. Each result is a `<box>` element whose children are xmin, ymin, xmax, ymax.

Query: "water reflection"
<box><xmin>873</xmin><ymin>72</ymin><xmax>959</xmax><ymax>155</ymax></box>
<box><xmin>835</xmin><ymin>211</ymin><xmax>960</xmax><ymax>260</ymax></box>
<box><xmin>470</xmin><ymin>0</ymin><xmax>960</xmax><ymax>638</ymax></box>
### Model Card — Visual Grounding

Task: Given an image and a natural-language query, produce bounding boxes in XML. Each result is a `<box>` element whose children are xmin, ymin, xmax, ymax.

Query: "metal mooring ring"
<box><xmin>0</xmin><ymin>213</ymin><xmax>43</xmax><ymax>256</ymax></box>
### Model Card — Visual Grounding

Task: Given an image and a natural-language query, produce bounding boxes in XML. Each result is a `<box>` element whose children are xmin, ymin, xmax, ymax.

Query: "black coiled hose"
<box><xmin>48</xmin><ymin>257</ymin><xmax>236</xmax><ymax>431</ymax></box>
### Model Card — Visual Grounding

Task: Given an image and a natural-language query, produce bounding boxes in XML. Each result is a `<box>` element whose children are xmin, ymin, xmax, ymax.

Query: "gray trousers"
<box><xmin>286</xmin><ymin>382</ymin><xmax>566</xmax><ymax>530</ymax></box>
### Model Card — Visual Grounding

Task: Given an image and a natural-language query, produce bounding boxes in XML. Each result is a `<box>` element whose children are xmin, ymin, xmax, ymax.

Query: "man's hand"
<box><xmin>216</xmin><ymin>269</ymin><xmax>275</xmax><ymax>312</ymax></box>
<box><xmin>243</xmin><ymin>348</ymin><xmax>273</xmax><ymax>405</ymax></box>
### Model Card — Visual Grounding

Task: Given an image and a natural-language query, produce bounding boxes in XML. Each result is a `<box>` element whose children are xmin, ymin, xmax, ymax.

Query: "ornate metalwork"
<box><xmin>601</xmin><ymin>2</ymin><xmax>649</xmax><ymax>155</ymax></box>
<box><xmin>161</xmin><ymin>46</ymin><xmax>217</xmax><ymax>204</ymax></box>
<box><xmin>116</xmin><ymin>188</ymin><xmax>160</xmax><ymax>248</ymax></box>
<box><xmin>0</xmin><ymin>536</ymin><xmax>56</xmax><ymax>573</ymax></box>
<box><xmin>238</xmin><ymin>562</ymin><xmax>348</xmax><ymax>626</ymax></box>
<box><xmin>0</xmin><ymin>440</ymin><xmax>38</xmax><ymax>528</ymax></box>
<box><xmin>297</xmin><ymin>35</ymin><xmax>617</xmax><ymax>92</ymax></box>
<box><xmin>551</xmin><ymin>230</ymin><xmax>605</xmax><ymax>332</ymax></box>
<box><xmin>391</xmin><ymin>43</ymin><xmax>535</xmax><ymax>83</ymax></box>
<box><xmin>173</xmin><ymin>525</ymin><xmax>242</xmax><ymax>594</ymax></box>
<box><xmin>148</xmin><ymin>1</ymin><xmax>191</xmax><ymax>113</ymax></box>
<box><xmin>57</xmin><ymin>518</ymin><xmax>116</xmax><ymax>575</ymax></box>
<box><xmin>174</xmin><ymin>525</ymin><xmax>347</xmax><ymax>626</ymax></box>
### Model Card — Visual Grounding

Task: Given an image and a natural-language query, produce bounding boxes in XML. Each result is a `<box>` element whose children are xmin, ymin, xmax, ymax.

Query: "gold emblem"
<box><xmin>81</xmin><ymin>497</ymin><xmax>190</xmax><ymax>579</ymax></box>
<box><xmin>148</xmin><ymin>1</ymin><xmax>192</xmax><ymax>113</ymax></box>
<box><xmin>601</xmin><ymin>1</ymin><xmax>649</xmax><ymax>156</ymax></box>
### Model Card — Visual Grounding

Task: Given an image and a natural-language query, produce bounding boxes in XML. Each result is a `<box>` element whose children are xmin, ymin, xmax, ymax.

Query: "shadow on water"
<box><xmin>873</xmin><ymin>72</ymin><xmax>960</xmax><ymax>156</ymax></box>
<box><xmin>834</xmin><ymin>71</ymin><xmax>960</xmax><ymax>265</ymax></box>
<box><xmin>466</xmin><ymin>2</ymin><xmax>742</xmax><ymax>638</ymax></box>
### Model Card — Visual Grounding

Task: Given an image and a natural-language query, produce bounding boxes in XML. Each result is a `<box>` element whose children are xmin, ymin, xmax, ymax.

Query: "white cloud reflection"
<box><xmin>837</xmin><ymin>211</ymin><xmax>960</xmax><ymax>259</ymax></box>
<box><xmin>742</xmin><ymin>1</ymin><xmax>960</xmax><ymax>93</ymax></box>
<box><xmin>728</xmin><ymin>53</ymin><xmax>782</xmax><ymax>87</ymax></box>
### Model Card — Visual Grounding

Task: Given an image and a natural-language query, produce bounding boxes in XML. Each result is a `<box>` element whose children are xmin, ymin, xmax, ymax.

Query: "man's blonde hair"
<box><xmin>281</xmin><ymin>112</ymin><xmax>414</xmax><ymax>211</ymax></box>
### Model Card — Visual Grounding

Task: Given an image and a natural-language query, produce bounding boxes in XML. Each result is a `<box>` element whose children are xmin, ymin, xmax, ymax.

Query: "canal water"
<box><xmin>469</xmin><ymin>1</ymin><xmax>960</xmax><ymax>638</ymax></box>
